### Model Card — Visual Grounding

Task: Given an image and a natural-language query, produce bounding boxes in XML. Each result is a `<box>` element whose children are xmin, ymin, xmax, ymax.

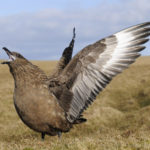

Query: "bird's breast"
<box><xmin>13</xmin><ymin>86</ymin><xmax>69</xmax><ymax>132</ymax></box>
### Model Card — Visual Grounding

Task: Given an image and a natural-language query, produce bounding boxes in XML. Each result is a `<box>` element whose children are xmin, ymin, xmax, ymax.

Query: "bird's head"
<box><xmin>1</xmin><ymin>47</ymin><xmax>32</xmax><ymax>78</ymax></box>
<box><xmin>1</xmin><ymin>47</ymin><xmax>28</xmax><ymax>66</ymax></box>
<box><xmin>1</xmin><ymin>47</ymin><xmax>46</xmax><ymax>82</ymax></box>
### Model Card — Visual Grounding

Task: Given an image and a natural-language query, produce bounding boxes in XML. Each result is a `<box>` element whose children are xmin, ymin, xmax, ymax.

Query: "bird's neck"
<box><xmin>9</xmin><ymin>63</ymin><xmax>48</xmax><ymax>88</ymax></box>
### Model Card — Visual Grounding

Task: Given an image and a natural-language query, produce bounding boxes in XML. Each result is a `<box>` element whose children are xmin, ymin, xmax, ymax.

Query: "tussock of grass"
<box><xmin>1</xmin><ymin>57</ymin><xmax>150</xmax><ymax>149</ymax></box>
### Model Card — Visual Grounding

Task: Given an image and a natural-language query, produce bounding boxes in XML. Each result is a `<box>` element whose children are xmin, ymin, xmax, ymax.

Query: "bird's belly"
<box><xmin>14</xmin><ymin>98</ymin><xmax>49</xmax><ymax>132</ymax></box>
<box><xmin>13</xmin><ymin>95</ymin><xmax>71</xmax><ymax>134</ymax></box>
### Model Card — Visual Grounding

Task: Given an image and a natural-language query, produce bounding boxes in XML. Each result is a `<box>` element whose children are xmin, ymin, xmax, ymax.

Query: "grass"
<box><xmin>0</xmin><ymin>57</ymin><xmax>150</xmax><ymax>149</ymax></box>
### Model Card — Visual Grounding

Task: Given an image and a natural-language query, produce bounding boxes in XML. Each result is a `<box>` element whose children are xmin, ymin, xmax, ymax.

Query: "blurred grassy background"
<box><xmin>0</xmin><ymin>57</ymin><xmax>150</xmax><ymax>150</ymax></box>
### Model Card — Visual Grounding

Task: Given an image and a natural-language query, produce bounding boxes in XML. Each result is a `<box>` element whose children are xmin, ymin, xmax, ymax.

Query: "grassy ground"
<box><xmin>0</xmin><ymin>57</ymin><xmax>150</xmax><ymax>150</ymax></box>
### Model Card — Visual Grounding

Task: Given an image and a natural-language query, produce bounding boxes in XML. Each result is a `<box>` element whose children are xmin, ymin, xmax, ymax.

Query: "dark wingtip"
<box><xmin>73</xmin><ymin>27</ymin><xmax>75</xmax><ymax>33</ymax></box>
<box><xmin>3</xmin><ymin>47</ymin><xmax>8</xmax><ymax>51</ymax></box>
<box><xmin>73</xmin><ymin>27</ymin><xmax>76</xmax><ymax>40</ymax></box>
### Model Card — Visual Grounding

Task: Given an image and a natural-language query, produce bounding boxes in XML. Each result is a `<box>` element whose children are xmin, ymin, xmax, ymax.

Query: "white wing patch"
<box><xmin>66</xmin><ymin>22</ymin><xmax>150</xmax><ymax>123</ymax></box>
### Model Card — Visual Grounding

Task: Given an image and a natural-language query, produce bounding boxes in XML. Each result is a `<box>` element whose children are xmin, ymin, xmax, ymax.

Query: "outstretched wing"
<box><xmin>59</xmin><ymin>22</ymin><xmax>150</xmax><ymax>123</ymax></box>
<box><xmin>49</xmin><ymin>28</ymin><xmax>76</xmax><ymax>78</ymax></box>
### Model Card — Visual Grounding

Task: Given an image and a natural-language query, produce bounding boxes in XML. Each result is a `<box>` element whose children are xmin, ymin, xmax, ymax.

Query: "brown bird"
<box><xmin>1</xmin><ymin>22</ymin><xmax>150</xmax><ymax>140</ymax></box>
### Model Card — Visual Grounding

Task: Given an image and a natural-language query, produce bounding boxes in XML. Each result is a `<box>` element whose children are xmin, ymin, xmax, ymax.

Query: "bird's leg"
<box><xmin>57</xmin><ymin>131</ymin><xmax>62</xmax><ymax>139</ymax></box>
<box><xmin>41</xmin><ymin>132</ymin><xmax>45</xmax><ymax>141</ymax></box>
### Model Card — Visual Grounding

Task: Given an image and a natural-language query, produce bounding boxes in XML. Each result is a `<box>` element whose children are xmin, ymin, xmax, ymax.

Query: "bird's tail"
<box><xmin>73</xmin><ymin>117</ymin><xmax>87</xmax><ymax>124</ymax></box>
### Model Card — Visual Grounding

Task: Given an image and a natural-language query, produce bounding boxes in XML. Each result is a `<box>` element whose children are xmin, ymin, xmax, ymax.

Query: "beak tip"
<box><xmin>3</xmin><ymin>47</ymin><xmax>7</xmax><ymax>51</ymax></box>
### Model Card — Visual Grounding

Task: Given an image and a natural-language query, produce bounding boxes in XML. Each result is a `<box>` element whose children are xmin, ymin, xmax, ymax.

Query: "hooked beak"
<box><xmin>1</xmin><ymin>47</ymin><xmax>16</xmax><ymax>64</ymax></box>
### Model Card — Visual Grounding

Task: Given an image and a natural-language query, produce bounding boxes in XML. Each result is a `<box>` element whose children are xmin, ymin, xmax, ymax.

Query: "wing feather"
<box><xmin>60</xmin><ymin>22</ymin><xmax>150</xmax><ymax>123</ymax></box>
<box><xmin>49</xmin><ymin>28</ymin><xmax>75</xmax><ymax>79</ymax></box>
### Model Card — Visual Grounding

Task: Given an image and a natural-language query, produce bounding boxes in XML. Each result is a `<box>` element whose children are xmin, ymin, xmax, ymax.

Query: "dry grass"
<box><xmin>1</xmin><ymin>57</ymin><xmax>150</xmax><ymax>150</ymax></box>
